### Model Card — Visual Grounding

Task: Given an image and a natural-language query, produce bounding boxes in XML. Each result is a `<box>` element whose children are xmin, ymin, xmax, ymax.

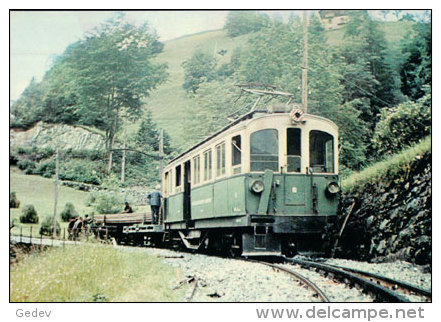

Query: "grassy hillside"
<box><xmin>138</xmin><ymin>22</ymin><xmax>413</xmax><ymax>150</ymax></box>
<box><xmin>342</xmin><ymin>136</ymin><xmax>431</xmax><ymax>192</ymax></box>
<box><xmin>10</xmin><ymin>166</ymin><xmax>93</xmax><ymax>231</ymax></box>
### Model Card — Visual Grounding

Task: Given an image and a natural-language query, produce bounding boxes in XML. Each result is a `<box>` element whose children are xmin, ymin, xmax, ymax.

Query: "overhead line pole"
<box><xmin>159</xmin><ymin>129</ymin><xmax>164</xmax><ymax>188</ymax></box>
<box><xmin>53</xmin><ymin>149</ymin><xmax>59</xmax><ymax>238</ymax></box>
<box><xmin>302</xmin><ymin>10</ymin><xmax>309</xmax><ymax>113</ymax></box>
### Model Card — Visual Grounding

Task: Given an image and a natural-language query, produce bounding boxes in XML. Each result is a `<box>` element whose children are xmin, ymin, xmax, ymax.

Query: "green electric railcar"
<box><xmin>161</xmin><ymin>104</ymin><xmax>340</xmax><ymax>257</ymax></box>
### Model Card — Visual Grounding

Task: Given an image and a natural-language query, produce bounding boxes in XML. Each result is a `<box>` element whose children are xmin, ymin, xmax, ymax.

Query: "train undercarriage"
<box><xmin>105</xmin><ymin>214</ymin><xmax>337</xmax><ymax>258</ymax></box>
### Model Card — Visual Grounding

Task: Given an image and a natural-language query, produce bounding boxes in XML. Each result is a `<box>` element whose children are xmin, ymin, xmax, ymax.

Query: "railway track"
<box><xmin>324</xmin><ymin>262</ymin><xmax>432</xmax><ymax>302</ymax></box>
<box><xmin>288</xmin><ymin>258</ymin><xmax>431</xmax><ymax>303</ymax></box>
<box><xmin>245</xmin><ymin>259</ymin><xmax>330</xmax><ymax>302</ymax></box>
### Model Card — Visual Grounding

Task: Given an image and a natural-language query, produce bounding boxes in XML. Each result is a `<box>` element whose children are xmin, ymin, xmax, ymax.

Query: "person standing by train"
<box><xmin>148</xmin><ymin>184</ymin><xmax>162</xmax><ymax>224</ymax></box>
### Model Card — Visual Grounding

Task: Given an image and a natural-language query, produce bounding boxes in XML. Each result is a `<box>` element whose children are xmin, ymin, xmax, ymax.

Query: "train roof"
<box><xmin>168</xmin><ymin>104</ymin><xmax>338</xmax><ymax>165</ymax></box>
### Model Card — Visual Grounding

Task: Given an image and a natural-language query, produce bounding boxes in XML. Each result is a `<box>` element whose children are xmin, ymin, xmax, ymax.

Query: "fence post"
<box><xmin>20</xmin><ymin>226</ymin><xmax>22</xmax><ymax>243</ymax></box>
<box><xmin>30</xmin><ymin>226</ymin><xmax>32</xmax><ymax>244</ymax></box>
<box><xmin>40</xmin><ymin>231</ymin><xmax>43</xmax><ymax>246</ymax></box>
<box><xmin>63</xmin><ymin>228</ymin><xmax>65</xmax><ymax>248</ymax></box>
<box><xmin>105</xmin><ymin>227</ymin><xmax>108</xmax><ymax>242</ymax></box>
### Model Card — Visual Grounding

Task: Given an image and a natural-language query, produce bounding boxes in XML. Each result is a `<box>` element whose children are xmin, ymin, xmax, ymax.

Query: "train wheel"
<box><xmin>282</xmin><ymin>241</ymin><xmax>297</xmax><ymax>258</ymax></box>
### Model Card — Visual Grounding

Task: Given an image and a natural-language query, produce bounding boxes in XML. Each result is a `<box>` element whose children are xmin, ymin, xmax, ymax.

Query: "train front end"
<box><xmin>239</xmin><ymin>111</ymin><xmax>340</xmax><ymax>257</ymax></box>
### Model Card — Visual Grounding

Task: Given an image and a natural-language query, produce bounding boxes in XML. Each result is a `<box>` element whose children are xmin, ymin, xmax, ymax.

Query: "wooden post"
<box><xmin>159</xmin><ymin>130</ymin><xmax>164</xmax><ymax>224</ymax></box>
<box><xmin>159</xmin><ymin>129</ymin><xmax>164</xmax><ymax>184</ymax></box>
<box><xmin>121</xmin><ymin>141</ymin><xmax>126</xmax><ymax>183</ymax></box>
<box><xmin>302</xmin><ymin>10</ymin><xmax>309</xmax><ymax>113</ymax></box>
<box><xmin>330</xmin><ymin>201</ymin><xmax>356</xmax><ymax>258</ymax></box>
<box><xmin>53</xmin><ymin>149</ymin><xmax>59</xmax><ymax>238</ymax></box>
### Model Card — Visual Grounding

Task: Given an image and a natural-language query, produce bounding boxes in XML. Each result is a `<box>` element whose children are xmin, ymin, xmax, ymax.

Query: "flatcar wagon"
<box><xmin>159</xmin><ymin>101</ymin><xmax>340</xmax><ymax>257</ymax></box>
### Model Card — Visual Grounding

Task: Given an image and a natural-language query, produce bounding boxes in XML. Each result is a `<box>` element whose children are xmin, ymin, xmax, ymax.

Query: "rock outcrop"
<box><xmin>10</xmin><ymin>122</ymin><xmax>105</xmax><ymax>151</ymax></box>
<box><xmin>336</xmin><ymin>152</ymin><xmax>431</xmax><ymax>265</ymax></box>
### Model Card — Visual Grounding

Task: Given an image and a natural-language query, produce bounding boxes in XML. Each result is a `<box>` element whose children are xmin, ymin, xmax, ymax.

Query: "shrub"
<box><xmin>93</xmin><ymin>192</ymin><xmax>124</xmax><ymax>214</ymax></box>
<box><xmin>60</xmin><ymin>203</ymin><xmax>78</xmax><ymax>222</ymax></box>
<box><xmin>10</xmin><ymin>192</ymin><xmax>20</xmax><ymax>208</ymax></box>
<box><xmin>59</xmin><ymin>159</ymin><xmax>102</xmax><ymax>185</ymax></box>
<box><xmin>39</xmin><ymin>216</ymin><xmax>61</xmax><ymax>236</ymax></box>
<box><xmin>19</xmin><ymin>205</ymin><xmax>39</xmax><ymax>224</ymax></box>
<box><xmin>17</xmin><ymin>159</ymin><xmax>36</xmax><ymax>172</ymax></box>
<box><xmin>372</xmin><ymin>94</ymin><xmax>431</xmax><ymax>156</ymax></box>
<box><xmin>34</xmin><ymin>159</ymin><xmax>55</xmax><ymax>177</ymax></box>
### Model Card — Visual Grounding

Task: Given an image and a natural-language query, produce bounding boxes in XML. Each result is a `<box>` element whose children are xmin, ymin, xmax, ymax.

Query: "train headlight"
<box><xmin>326</xmin><ymin>181</ymin><xmax>340</xmax><ymax>197</ymax></box>
<box><xmin>250</xmin><ymin>180</ymin><xmax>265</xmax><ymax>193</ymax></box>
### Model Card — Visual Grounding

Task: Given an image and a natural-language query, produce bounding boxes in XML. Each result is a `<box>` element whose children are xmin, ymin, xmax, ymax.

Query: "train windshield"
<box><xmin>309</xmin><ymin>130</ymin><xmax>334</xmax><ymax>173</ymax></box>
<box><xmin>250</xmin><ymin>129</ymin><xmax>279</xmax><ymax>172</ymax></box>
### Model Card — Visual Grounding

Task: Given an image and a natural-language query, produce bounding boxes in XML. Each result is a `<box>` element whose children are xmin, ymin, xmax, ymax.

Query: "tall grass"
<box><xmin>10</xmin><ymin>244</ymin><xmax>185</xmax><ymax>302</ymax></box>
<box><xmin>342</xmin><ymin>136</ymin><xmax>431</xmax><ymax>192</ymax></box>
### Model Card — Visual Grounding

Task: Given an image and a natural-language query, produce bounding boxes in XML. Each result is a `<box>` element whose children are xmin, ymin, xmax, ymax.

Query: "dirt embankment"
<box><xmin>337</xmin><ymin>152</ymin><xmax>431</xmax><ymax>265</ymax></box>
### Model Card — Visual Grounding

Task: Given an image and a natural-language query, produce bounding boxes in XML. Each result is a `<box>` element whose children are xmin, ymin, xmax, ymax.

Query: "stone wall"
<box><xmin>336</xmin><ymin>152</ymin><xmax>431</xmax><ymax>265</ymax></box>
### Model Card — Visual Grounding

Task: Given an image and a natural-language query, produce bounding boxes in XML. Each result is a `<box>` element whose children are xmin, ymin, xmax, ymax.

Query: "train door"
<box><xmin>183</xmin><ymin>160</ymin><xmax>192</xmax><ymax>224</ymax></box>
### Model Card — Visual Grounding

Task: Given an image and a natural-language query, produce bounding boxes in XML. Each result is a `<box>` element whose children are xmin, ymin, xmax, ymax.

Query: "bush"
<box><xmin>93</xmin><ymin>192</ymin><xmax>124</xmax><ymax>214</ymax></box>
<box><xmin>60</xmin><ymin>203</ymin><xmax>78</xmax><ymax>222</ymax></box>
<box><xmin>19</xmin><ymin>205</ymin><xmax>39</xmax><ymax>224</ymax></box>
<box><xmin>372</xmin><ymin>94</ymin><xmax>431</xmax><ymax>156</ymax></box>
<box><xmin>10</xmin><ymin>192</ymin><xmax>20</xmax><ymax>208</ymax></box>
<box><xmin>34</xmin><ymin>159</ymin><xmax>55</xmax><ymax>177</ymax></box>
<box><xmin>17</xmin><ymin>159</ymin><xmax>36</xmax><ymax>172</ymax></box>
<box><xmin>39</xmin><ymin>216</ymin><xmax>61</xmax><ymax>236</ymax></box>
<box><xmin>59</xmin><ymin>159</ymin><xmax>102</xmax><ymax>185</ymax></box>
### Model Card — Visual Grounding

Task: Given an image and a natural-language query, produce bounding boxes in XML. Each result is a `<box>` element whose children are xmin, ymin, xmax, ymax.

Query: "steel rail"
<box><xmin>246</xmin><ymin>259</ymin><xmax>330</xmax><ymax>302</ymax></box>
<box><xmin>324</xmin><ymin>263</ymin><xmax>431</xmax><ymax>301</ymax></box>
<box><xmin>289</xmin><ymin>258</ymin><xmax>409</xmax><ymax>302</ymax></box>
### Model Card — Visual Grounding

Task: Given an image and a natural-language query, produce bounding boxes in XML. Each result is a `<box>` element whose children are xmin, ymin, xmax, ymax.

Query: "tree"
<box><xmin>341</xmin><ymin>11</ymin><xmax>400</xmax><ymax>125</ymax></box>
<box><xmin>10</xmin><ymin>77</ymin><xmax>44</xmax><ymax>128</ymax></box>
<box><xmin>135</xmin><ymin>109</ymin><xmax>172</xmax><ymax>155</ymax></box>
<box><xmin>224</xmin><ymin>11</ymin><xmax>270</xmax><ymax>38</ymax></box>
<box><xmin>399</xmin><ymin>22</ymin><xmax>431</xmax><ymax>101</ymax></box>
<box><xmin>43</xmin><ymin>13</ymin><xmax>168</xmax><ymax>173</ymax></box>
<box><xmin>182</xmin><ymin>50</ymin><xmax>218</xmax><ymax>93</ymax></box>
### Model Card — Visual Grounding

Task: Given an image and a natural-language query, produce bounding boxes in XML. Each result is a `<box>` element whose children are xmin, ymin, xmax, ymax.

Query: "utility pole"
<box><xmin>159</xmin><ymin>129</ymin><xmax>164</xmax><ymax>188</ymax></box>
<box><xmin>53</xmin><ymin>149</ymin><xmax>59</xmax><ymax>238</ymax></box>
<box><xmin>121</xmin><ymin>141</ymin><xmax>126</xmax><ymax>183</ymax></box>
<box><xmin>302</xmin><ymin>10</ymin><xmax>309</xmax><ymax>113</ymax></box>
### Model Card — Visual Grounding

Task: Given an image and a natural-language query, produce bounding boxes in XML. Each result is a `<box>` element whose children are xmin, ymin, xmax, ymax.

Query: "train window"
<box><xmin>309</xmin><ymin>130</ymin><xmax>334</xmax><ymax>173</ymax></box>
<box><xmin>193</xmin><ymin>155</ymin><xmax>201</xmax><ymax>184</ymax></box>
<box><xmin>203</xmin><ymin>149</ymin><xmax>212</xmax><ymax>181</ymax></box>
<box><xmin>287</xmin><ymin>128</ymin><xmax>301</xmax><ymax>172</ymax></box>
<box><xmin>250</xmin><ymin>129</ymin><xmax>279</xmax><ymax>172</ymax></box>
<box><xmin>216</xmin><ymin>142</ymin><xmax>226</xmax><ymax>177</ymax></box>
<box><xmin>175</xmin><ymin>165</ymin><xmax>182</xmax><ymax>187</ymax></box>
<box><xmin>232</xmin><ymin>135</ymin><xmax>242</xmax><ymax>174</ymax></box>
